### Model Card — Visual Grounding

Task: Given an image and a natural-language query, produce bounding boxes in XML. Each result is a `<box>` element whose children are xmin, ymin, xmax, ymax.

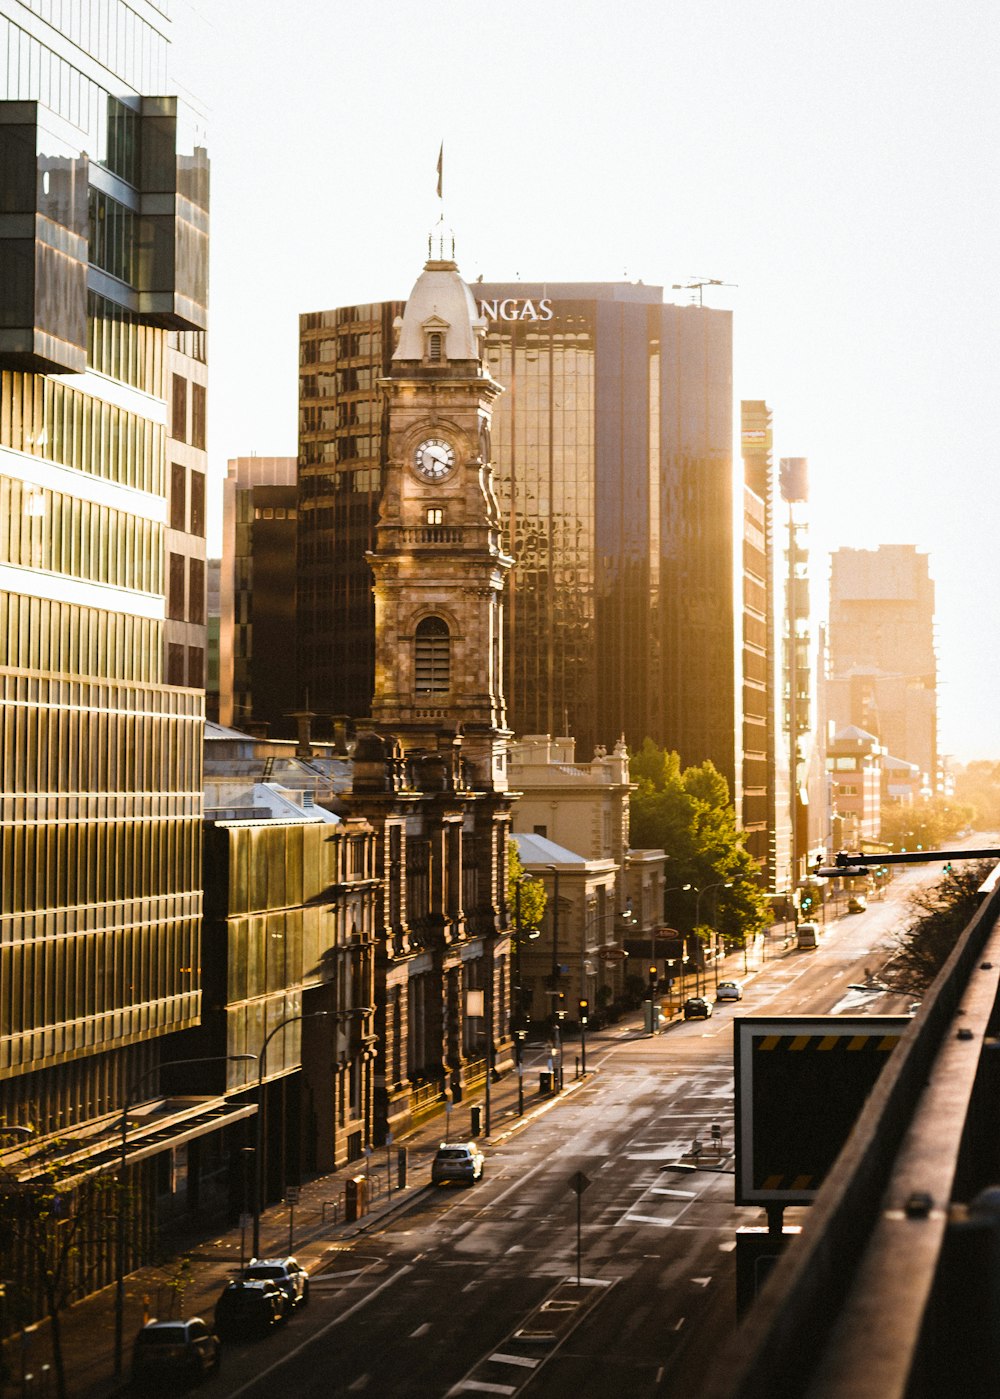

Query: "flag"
<box><xmin>436</xmin><ymin>142</ymin><xmax>443</xmax><ymax>200</ymax></box>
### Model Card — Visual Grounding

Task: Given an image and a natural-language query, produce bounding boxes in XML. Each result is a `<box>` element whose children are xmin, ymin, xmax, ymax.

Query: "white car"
<box><xmin>431</xmin><ymin>1141</ymin><xmax>485</xmax><ymax>1186</ymax></box>
<box><xmin>715</xmin><ymin>980</ymin><xmax>743</xmax><ymax>1002</ymax></box>
<box><xmin>243</xmin><ymin>1256</ymin><xmax>310</xmax><ymax>1307</ymax></box>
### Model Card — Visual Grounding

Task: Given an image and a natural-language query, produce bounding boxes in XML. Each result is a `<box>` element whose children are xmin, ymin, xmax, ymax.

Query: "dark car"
<box><xmin>214</xmin><ymin>1278</ymin><xmax>288</xmax><ymax>1339</ymax></box>
<box><xmin>683</xmin><ymin>996</ymin><xmax>713</xmax><ymax>1020</ymax></box>
<box><xmin>847</xmin><ymin>895</ymin><xmax>868</xmax><ymax>913</ymax></box>
<box><xmin>132</xmin><ymin>1317</ymin><xmax>220</xmax><ymax>1386</ymax></box>
<box><xmin>244</xmin><ymin>1256</ymin><xmax>310</xmax><ymax>1308</ymax></box>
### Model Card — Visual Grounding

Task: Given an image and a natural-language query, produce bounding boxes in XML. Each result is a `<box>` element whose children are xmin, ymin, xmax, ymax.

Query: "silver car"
<box><xmin>431</xmin><ymin>1141</ymin><xmax>485</xmax><ymax>1186</ymax></box>
<box><xmin>716</xmin><ymin>980</ymin><xmax>743</xmax><ymax>1002</ymax></box>
<box><xmin>243</xmin><ymin>1256</ymin><xmax>310</xmax><ymax>1307</ymax></box>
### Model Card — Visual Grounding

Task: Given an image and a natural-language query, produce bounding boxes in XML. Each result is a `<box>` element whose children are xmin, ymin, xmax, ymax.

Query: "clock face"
<box><xmin>414</xmin><ymin>437</ymin><xmax>456</xmax><ymax>480</ymax></box>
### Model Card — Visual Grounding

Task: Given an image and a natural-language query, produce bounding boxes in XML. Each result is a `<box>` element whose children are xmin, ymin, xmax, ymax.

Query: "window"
<box><xmin>168</xmin><ymin>553</ymin><xmax>185</xmax><ymax>620</ymax></box>
<box><xmin>427</xmin><ymin>331</ymin><xmax>442</xmax><ymax>362</ymax></box>
<box><xmin>171</xmin><ymin>374</ymin><xmax>187</xmax><ymax>442</ymax></box>
<box><xmin>169</xmin><ymin>463</ymin><xmax>186</xmax><ymax>531</ymax></box>
<box><xmin>187</xmin><ymin>646</ymin><xmax>204</xmax><ymax>687</ymax></box>
<box><xmin>167</xmin><ymin>643</ymin><xmax>185</xmax><ymax>685</ymax></box>
<box><xmin>414</xmin><ymin>615</ymin><xmax>450</xmax><ymax>695</ymax></box>
<box><xmin>189</xmin><ymin>472</ymin><xmax>205</xmax><ymax>537</ymax></box>
<box><xmin>533</xmin><ymin>824</ymin><xmax>548</xmax><ymax>837</ymax></box>
<box><xmin>191</xmin><ymin>383</ymin><xmax>206</xmax><ymax>449</ymax></box>
<box><xmin>188</xmin><ymin>558</ymin><xmax>205</xmax><ymax>623</ymax></box>
<box><xmin>427</xmin><ymin>507</ymin><xmax>443</xmax><ymax>526</ymax></box>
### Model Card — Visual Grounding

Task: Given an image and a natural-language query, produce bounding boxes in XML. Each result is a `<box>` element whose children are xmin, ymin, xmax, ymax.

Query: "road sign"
<box><xmin>569</xmin><ymin>1170</ymin><xmax>591</xmax><ymax>1196</ymax></box>
<box><xmin>599</xmin><ymin>947</ymin><xmax>628</xmax><ymax>960</ymax></box>
<box><xmin>285</xmin><ymin>1187</ymin><xmax>300</xmax><ymax>1205</ymax></box>
<box><xmin>734</xmin><ymin>1016</ymin><xmax>907</xmax><ymax>1206</ymax></box>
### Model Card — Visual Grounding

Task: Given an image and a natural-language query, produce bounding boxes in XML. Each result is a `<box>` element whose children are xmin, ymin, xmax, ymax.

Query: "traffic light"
<box><xmin>578</xmin><ymin>998</ymin><xmax>589</xmax><ymax>1024</ymax></box>
<box><xmin>648</xmin><ymin>965</ymin><xmax>658</xmax><ymax>990</ymax></box>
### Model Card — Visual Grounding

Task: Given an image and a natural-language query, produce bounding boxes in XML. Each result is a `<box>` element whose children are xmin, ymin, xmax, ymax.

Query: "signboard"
<box><xmin>734</xmin><ymin>1017</ymin><xmax>907</xmax><ymax>1206</ymax></box>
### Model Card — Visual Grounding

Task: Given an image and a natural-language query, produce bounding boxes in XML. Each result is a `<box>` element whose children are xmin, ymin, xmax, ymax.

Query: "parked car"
<box><xmin>715</xmin><ymin>980</ymin><xmax>743</xmax><ymax>1002</ymax></box>
<box><xmin>214</xmin><ymin>1278</ymin><xmax>288</xmax><ymax>1339</ymax></box>
<box><xmin>431</xmin><ymin>1141</ymin><xmax>485</xmax><ymax>1186</ymax></box>
<box><xmin>683</xmin><ymin>996</ymin><xmax>713</xmax><ymax>1019</ymax></box>
<box><xmin>244</xmin><ymin>1256</ymin><xmax>310</xmax><ymax>1308</ymax></box>
<box><xmin>847</xmin><ymin>895</ymin><xmax>868</xmax><ymax>913</ymax></box>
<box><xmin>132</xmin><ymin>1317</ymin><xmax>220</xmax><ymax>1386</ymax></box>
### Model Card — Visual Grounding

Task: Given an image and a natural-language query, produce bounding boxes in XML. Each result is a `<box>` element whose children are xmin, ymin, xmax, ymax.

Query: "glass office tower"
<box><xmin>0</xmin><ymin>2</ymin><xmax>212</xmax><ymax>1154</ymax></box>
<box><xmin>299</xmin><ymin>282</ymin><xmax>738</xmax><ymax>788</ymax></box>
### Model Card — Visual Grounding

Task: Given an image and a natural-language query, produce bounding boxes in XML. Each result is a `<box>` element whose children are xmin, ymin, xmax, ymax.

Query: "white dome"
<box><xmin>393</xmin><ymin>260</ymin><xmax>487</xmax><ymax>363</ymax></box>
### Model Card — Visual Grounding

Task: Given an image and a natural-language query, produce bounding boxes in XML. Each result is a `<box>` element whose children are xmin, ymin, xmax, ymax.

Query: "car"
<box><xmin>214</xmin><ymin>1278</ymin><xmax>289</xmax><ymax>1339</ymax></box>
<box><xmin>715</xmin><ymin>980</ymin><xmax>743</xmax><ymax>1002</ymax></box>
<box><xmin>132</xmin><ymin>1317</ymin><xmax>220</xmax><ymax>1386</ymax></box>
<box><xmin>243</xmin><ymin>1256</ymin><xmax>310</xmax><ymax>1308</ymax></box>
<box><xmin>431</xmin><ymin>1141</ymin><xmax>485</xmax><ymax>1186</ymax></box>
<box><xmin>847</xmin><ymin>896</ymin><xmax>868</xmax><ymax>913</ymax></box>
<box><xmin>683</xmin><ymin>996</ymin><xmax>713</xmax><ymax>1019</ymax></box>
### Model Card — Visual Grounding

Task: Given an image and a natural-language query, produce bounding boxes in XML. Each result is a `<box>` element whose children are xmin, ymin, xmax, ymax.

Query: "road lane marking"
<box><xmin>488</xmin><ymin>1353</ymin><xmax>540</xmax><ymax>1368</ymax></box>
<box><xmin>454</xmin><ymin>1384</ymin><xmax>517</xmax><ymax>1395</ymax></box>
<box><xmin>410</xmin><ymin>1322</ymin><xmax>431</xmax><ymax>1337</ymax></box>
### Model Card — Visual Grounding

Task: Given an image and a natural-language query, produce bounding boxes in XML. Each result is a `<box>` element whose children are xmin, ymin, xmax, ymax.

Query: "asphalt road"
<box><xmin>182</xmin><ymin>867</ymin><xmax>937</xmax><ymax>1399</ymax></box>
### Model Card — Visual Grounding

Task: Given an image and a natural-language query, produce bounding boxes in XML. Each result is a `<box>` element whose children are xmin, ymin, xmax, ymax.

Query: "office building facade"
<box><xmin>0</xmin><ymin>0</ymin><xmax>222</xmax><ymax>1306</ymax></box>
<box><xmin>219</xmin><ymin>455</ymin><xmax>298</xmax><ymax>737</ymax></box>
<box><xmin>298</xmin><ymin>282</ymin><xmax>738</xmax><ymax>788</ymax></box>
<box><xmin>826</xmin><ymin>545</ymin><xmax>938</xmax><ymax>793</ymax></box>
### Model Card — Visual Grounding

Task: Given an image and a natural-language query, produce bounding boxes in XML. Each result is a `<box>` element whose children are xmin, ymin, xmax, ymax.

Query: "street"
<box><xmin>158</xmin><ymin>867</ymin><xmax>933</xmax><ymax>1399</ymax></box>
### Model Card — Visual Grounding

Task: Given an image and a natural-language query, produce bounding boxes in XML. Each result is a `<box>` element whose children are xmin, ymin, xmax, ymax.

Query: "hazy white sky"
<box><xmin>179</xmin><ymin>1</ymin><xmax>999</xmax><ymax>762</ymax></box>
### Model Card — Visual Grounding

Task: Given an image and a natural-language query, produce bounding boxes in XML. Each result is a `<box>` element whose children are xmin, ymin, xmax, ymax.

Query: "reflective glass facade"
<box><xmin>298</xmin><ymin>283</ymin><xmax>737</xmax><ymax>785</ymax></box>
<box><xmin>0</xmin><ymin>0</ymin><xmax>207</xmax><ymax>1147</ymax></box>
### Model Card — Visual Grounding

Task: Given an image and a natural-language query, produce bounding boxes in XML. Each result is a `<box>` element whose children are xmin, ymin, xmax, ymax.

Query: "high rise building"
<box><xmin>219</xmin><ymin>455</ymin><xmax>298</xmax><ymax>737</ymax></box>
<box><xmin>0</xmin><ymin>0</ymin><xmax>225</xmax><ymax>1302</ymax></box>
<box><xmin>298</xmin><ymin>281</ymin><xmax>738</xmax><ymax>788</ymax></box>
<box><xmin>826</xmin><ymin>545</ymin><xmax>938</xmax><ymax>793</ymax></box>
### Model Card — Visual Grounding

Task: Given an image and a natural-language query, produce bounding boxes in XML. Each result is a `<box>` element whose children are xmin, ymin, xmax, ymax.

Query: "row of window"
<box><xmin>171</xmin><ymin>374</ymin><xmax>206</xmax><ymax>449</ymax></box>
<box><xmin>89</xmin><ymin>294</ymin><xmax>166</xmax><ymax>396</ymax></box>
<box><xmin>219</xmin><ymin>823</ymin><xmax>375</xmax><ymax>918</ymax></box>
<box><xmin>169</xmin><ymin>462</ymin><xmax>206</xmax><ymax>534</ymax></box>
<box><xmin>1</xmin><ymin>14</ymin><xmax>166</xmax><ymax>172</ymax></box>
<box><xmin>89</xmin><ymin>187</ymin><xmax>136</xmax><ymax>285</ymax></box>
<box><xmin>166</xmin><ymin>643</ymin><xmax>203</xmax><ymax>688</ymax></box>
<box><xmin>252</xmin><ymin>506</ymin><xmax>297</xmax><ymax>521</ymax></box>
<box><xmin>0</xmin><ymin>592</ymin><xmax>161</xmax><ymax>682</ymax></box>
<box><xmin>1</xmin><ymin>697</ymin><xmax>202</xmax><ymax>805</ymax></box>
<box><xmin>167</xmin><ymin>552</ymin><xmax>205</xmax><ymax>623</ymax></box>
<box><xmin>0</xmin><ymin>476</ymin><xmax>164</xmax><ymax>594</ymax></box>
<box><xmin>0</xmin><ymin>912</ymin><xmax>201</xmax><ymax>1037</ymax></box>
<box><xmin>1</xmin><ymin>370</ymin><xmax>166</xmax><ymax>496</ymax></box>
<box><xmin>0</xmin><ymin>815</ymin><xmax>201</xmax><ymax>918</ymax></box>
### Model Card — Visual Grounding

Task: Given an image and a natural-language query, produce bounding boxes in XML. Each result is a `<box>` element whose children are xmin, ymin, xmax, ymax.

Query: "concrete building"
<box><xmin>297</xmin><ymin>281</ymin><xmax>741</xmax><ymax>794</ymax></box>
<box><xmin>827</xmin><ymin>545</ymin><xmax>938</xmax><ymax>793</ymax></box>
<box><xmin>827</xmin><ymin>724</ymin><xmax>885</xmax><ymax>850</ymax></box>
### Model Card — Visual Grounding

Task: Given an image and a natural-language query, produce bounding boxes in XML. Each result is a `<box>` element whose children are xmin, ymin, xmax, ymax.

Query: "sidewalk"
<box><xmin>5</xmin><ymin>935</ymin><xmax>792</xmax><ymax>1399</ymax></box>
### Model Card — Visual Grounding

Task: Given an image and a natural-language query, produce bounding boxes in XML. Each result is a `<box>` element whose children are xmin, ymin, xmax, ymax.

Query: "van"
<box><xmin>796</xmin><ymin>922</ymin><xmax>820</xmax><ymax>949</ymax></box>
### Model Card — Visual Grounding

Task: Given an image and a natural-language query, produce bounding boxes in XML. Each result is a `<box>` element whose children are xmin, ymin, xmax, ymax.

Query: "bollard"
<box><xmin>470</xmin><ymin>1105</ymin><xmax>482</xmax><ymax>1136</ymax></box>
<box><xmin>539</xmin><ymin>1070</ymin><xmax>553</xmax><ymax>1095</ymax></box>
<box><xmin>344</xmin><ymin>1175</ymin><xmax>367</xmax><ymax>1223</ymax></box>
<box><xmin>397</xmin><ymin>1146</ymin><xmax>407</xmax><ymax>1189</ymax></box>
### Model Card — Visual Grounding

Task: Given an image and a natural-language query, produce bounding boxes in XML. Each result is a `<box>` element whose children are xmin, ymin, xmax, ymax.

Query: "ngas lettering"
<box><xmin>478</xmin><ymin>298</ymin><xmax>554</xmax><ymax>323</ymax></box>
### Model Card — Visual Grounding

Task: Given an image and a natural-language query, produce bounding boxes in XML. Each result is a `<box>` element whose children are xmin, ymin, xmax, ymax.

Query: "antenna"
<box><xmin>671</xmin><ymin>277</ymin><xmax>737</xmax><ymax>308</ymax></box>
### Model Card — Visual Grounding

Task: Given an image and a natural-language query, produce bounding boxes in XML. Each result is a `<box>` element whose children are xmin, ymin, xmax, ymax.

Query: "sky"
<box><xmin>177</xmin><ymin>0</ymin><xmax>1000</xmax><ymax>763</ymax></box>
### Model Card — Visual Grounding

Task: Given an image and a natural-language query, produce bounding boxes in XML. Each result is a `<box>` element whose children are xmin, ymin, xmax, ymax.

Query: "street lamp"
<box><xmin>253</xmin><ymin>1014</ymin><xmax>333</xmax><ymax>1258</ymax></box>
<box><xmin>545</xmin><ymin>865</ymin><xmax>561</xmax><ymax>1034</ymax></box>
<box><xmin>690</xmin><ymin>882</ymin><xmax>733</xmax><ymax>993</ymax></box>
<box><xmin>115</xmin><ymin>1054</ymin><xmax>256</xmax><ymax>1375</ymax></box>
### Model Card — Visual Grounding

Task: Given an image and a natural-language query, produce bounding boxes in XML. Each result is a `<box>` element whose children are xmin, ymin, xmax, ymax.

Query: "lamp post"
<box><xmin>662</xmin><ymin>885</ymin><xmax>692</xmax><ymax>997</ymax></box>
<box><xmin>691</xmin><ymin>882</ymin><xmax>733</xmax><ymax>993</ymax></box>
<box><xmin>115</xmin><ymin>1054</ymin><xmax>256</xmax><ymax>1375</ymax></box>
<box><xmin>253</xmin><ymin>1013</ymin><xmax>333</xmax><ymax>1258</ymax></box>
<box><xmin>514</xmin><ymin>1029</ymin><xmax>527</xmax><ymax>1115</ymax></box>
<box><xmin>545</xmin><ymin>865</ymin><xmax>561</xmax><ymax>1033</ymax></box>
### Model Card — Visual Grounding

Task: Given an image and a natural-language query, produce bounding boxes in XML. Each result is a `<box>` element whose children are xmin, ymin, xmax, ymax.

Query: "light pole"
<box><xmin>546</xmin><ymin>865</ymin><xmax>561</xmax><ymax>1033</ymax></box>
<box><xmin>254</xmin><ymin>1013</ymin><xmax>333</xmax><ymax>1258</ymax></box>
<box><xmin>662</xmin><ymin>885</ymin><xmax>692</xmax><ymax>998</ymax></box>
<box><xmin>691</xmin><ymin>882</ymin><xmax>733</xmax><ymax>993</ymax></box>
<box><xmin>115</xmin><ymin>1054</ymin><xmax>255</xmax><ymax>1375</ymax></box>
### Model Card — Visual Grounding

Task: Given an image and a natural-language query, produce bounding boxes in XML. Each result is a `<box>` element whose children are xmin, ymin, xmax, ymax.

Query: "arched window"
<box><xmin>427</xmin><ymin>330</ymin><xmax>443</xmax><ymax>362</ymax></box>
<box><xmin>415</xmin><ymin>615</ymin><xmax>450</xmax><ymax>695</ymax></box>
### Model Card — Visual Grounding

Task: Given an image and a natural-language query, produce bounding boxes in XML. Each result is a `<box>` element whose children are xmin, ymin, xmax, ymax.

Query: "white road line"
<box><xmin>488</xmin><ymin>1353</ymin><xmax>540</xmax><ymax>1368</ymax></box>
<box><xmin>453</xmin><ymin>1383</ymin><xmax>518</xmax><ymax>1395</ymax></box>
<box><xmin>410</xmin><ymin>1322</ymin><xmax>431</xmax><ymax>1338</ymax></box>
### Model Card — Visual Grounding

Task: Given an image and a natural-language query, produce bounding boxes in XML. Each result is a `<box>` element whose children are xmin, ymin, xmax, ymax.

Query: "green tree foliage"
<box><xmin>882</xmin><ymin>860</ymin><xmax>995</xmax><ymax>993</ymax></box>
<box><xmin>953</xmin><ymin>761</ymin><xmax>1000</xmax><ymax>831</ymax></box>
<box><xmin>629</xmin><ymin>739</ymin><xmax>770</xmax><ymax>948</ymax></box>
<box><xmin>879</xmin><ymin>795</ymin><xmax>974</xmax><ymax>853</ymax></box>
<box><xmin>507</xmin><ymin>843</ymin><xmax>547</xmax><ymax>932</ymax></box>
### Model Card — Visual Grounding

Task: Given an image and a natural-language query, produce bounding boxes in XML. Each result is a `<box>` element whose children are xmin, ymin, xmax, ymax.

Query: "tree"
<box><xmin>0</xmin><ymin>1157</ymin><xmax>117</xmax><ymax>1399</ymax></box>
<box><xmin>507</xmin><ymin>843</ymin><xmax>547</xmax><ymax>931</ymax></box>
<box><xmin>629</xmin><ymin>739</ymin><xmax>770</xmax><ymax>954</ymax></box>
<box><xmin>881</xmin><ymin>860</ymin><xmax>995</xmax><ymax>993</ymax></box>
<box><xmin>953</xmin><ymin>761</ymin><xmax>1000</xmax><ymax>831</ymax></box>
<box><xmin>879</xmin><ymin>795</ymin><xmax>974</xmax><ymax>853</ymax></box>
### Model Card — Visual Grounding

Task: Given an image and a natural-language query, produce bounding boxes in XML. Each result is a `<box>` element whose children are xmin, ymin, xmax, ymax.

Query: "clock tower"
<box><xmin>368</xmin><ymin>239</ymin><xmax>513</xmax><ymax>788</ymax></box>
